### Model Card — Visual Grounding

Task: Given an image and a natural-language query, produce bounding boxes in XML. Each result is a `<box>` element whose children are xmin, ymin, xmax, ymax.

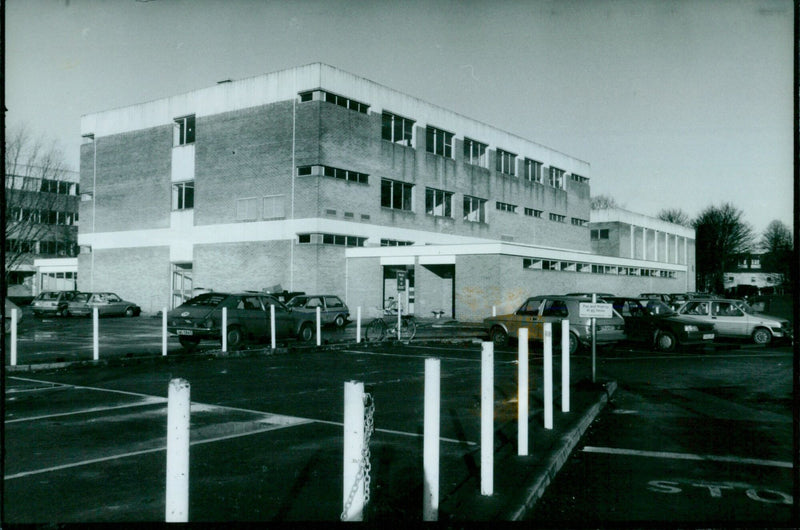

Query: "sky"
<box><xmin>5</xmin><ymin>0</ymin><xmax>794</xmax><ymax>237</ymax></box>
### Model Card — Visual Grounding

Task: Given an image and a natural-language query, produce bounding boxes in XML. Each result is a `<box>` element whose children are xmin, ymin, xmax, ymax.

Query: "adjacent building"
<box><xmin>78</xmin><ymin>63</ymin><xmax>695</xmax><ymax>319</ymax></box>
<box><xmin>5</xmin><ymin>167</ymin><xmax>80</xmax><ymax>300</ymax></box>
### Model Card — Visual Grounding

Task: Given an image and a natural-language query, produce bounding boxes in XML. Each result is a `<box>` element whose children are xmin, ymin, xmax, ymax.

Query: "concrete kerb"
<box><xmin>505</xmin><ymin>380</ymin><xmax>618</xmax><ymax>521</ymax></box>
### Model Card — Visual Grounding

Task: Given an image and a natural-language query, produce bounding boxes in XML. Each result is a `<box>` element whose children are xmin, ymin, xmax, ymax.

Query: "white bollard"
<box><xmin>316</xmin><ymin>306</ymin><xmax>322</xmax><ymax>346</ymax></box>
<box><xmin>162</xmin><ymin>307</ymin><xmax>168</xmax><ymax>357</ymax></box>
<box><xmin>270</xmin><ymin>305</ymin><xmax>276</xmax><ymax>350</ymax></box>
<box><xmin>165</xmin><ymin>378</ymin><xmax>190</xmax><ymax>522</ymax></box>
<box><xmin>562</xmin><ymin>319</ymin><xmax>570</xmax><ymax>413</ymax></box>
<box><xmin>481</xmin><ymin>341</ymin><xmax>494</xmax><ymax>496</ymax></box>
<box><xmin>544</xmin><ymin>323</ymin><xmax>553</xmax><ymax>430</ymax></box>
<box><xmin>518</xmin><ymin>327</ymin><xmax>529</xmax><ymax>456</ymax></box>
<box><xmin>342</xmin><ymin>381</ymin><xmax>366</xmax><ymax>521</ymax></box>
<box><xmin>492</xmin><ymin>305</ymin><xmax>497</xmax><ymax>317</ymax></box>
<box><xmin>10</xmin><ymin>308</ymin><xmax>18</xmax><ymax>366</ymax></box>
<box><xmin>221</xmin><ymin>307</ymin><xmax>227</xmax><ymax>352</ymax></box>
<box><xmin>356</xmin><ymin>306</ymin><xmax>361</xmax><ymax>344</ymax></box>
<box><xmin>397</xmin><ymin>301</ymin><xmax>402</xmax><ymax>341</ymax></box>
<box><xmin>423</xmin><ymin>358</ymin><xmax>441</xmax><ymax>521</ymax></box>
<box><xmin>93</xmin><ymin>307</ymin><xmax>99</xmax><ymax>361</ymax></box>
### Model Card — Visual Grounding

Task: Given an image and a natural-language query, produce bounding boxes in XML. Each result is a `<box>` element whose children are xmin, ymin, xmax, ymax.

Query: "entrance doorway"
<box><xmin>383</xmin><ymin>265</ymin><xmax>414</xmax><ymax>314</ymax></box>
<box><xmin>172</xmin><ymin>263</ymin><xmax>193</xmax><ymax>308</ymax></box>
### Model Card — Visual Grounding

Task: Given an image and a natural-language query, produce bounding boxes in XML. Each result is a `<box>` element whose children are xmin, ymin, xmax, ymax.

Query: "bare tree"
<box><xmin>759</xmin><ymin>220</ymin><xmax>792</xmax><ymax>288</ymax></box>
<box><xmin>590</xmin><ymin>194</ymin><xmax>620</xmax><ymax>210</ymax></box>
<box><xmin>693</xmin><ymin>203</ymin><xmax>754</xmax><ymax>293</ymax></box>
<box><xmin>657</xmin><ymin>208</ymin><xmax>692</xmax><ymax>227</ymax></box>
<box><xmin>5</xmin><ymin>126</ymin><xmax>74</xmax><ymax>280</ymax></box>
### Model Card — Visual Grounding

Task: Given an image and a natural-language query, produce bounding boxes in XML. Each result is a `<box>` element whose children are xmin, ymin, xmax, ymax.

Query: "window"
<box><xmin>172</xmin><ymin>181</ymin><xmax>195</xmax><ymax>210</ymax></box>
<box><xmin>298</xmin><ymin>90</ymin><xmax>369</xmax><ymax>113</ymax></box>
<box><xmin>425</xmin><ymin>188</ymin><xmax>453</xmax><ymax>217</ymax></box>
<box><xmin>496</xmin><ymin>149</ymin><xmax>516</xmax><ymax>176</ymax></box>
<box><xmin>571</xmin><ymin>173</ymin><xmax>589</xmax><ymax>183</ymax></box>
<box><xmin>174</xmin><ymin>115</ymin><xmax>195</xmax><ymax>146</ymax></box>
<box><xmin>524</xmin><ymin>159</ymin><xmax>542</xmax><ymax>183</ymax></box>
<box><xmin>549</xmin><ymin>213</ymin><xmax>566</xmax><ymax>223</ymax></box>
<box><xmin>463</xmin><ymin>195</ymin><xmax>487</xmax><ymax>223</ymax></box>
<box><xmin>591</xmin><ymin>229</ymin><xmax>610</xmax><ymax>240</ymax></box>
<box><xmin>463</xmin><ymin>138</ymin><xmax>488</xmax><ymax>167</ymax></box>
<box><xmin>549</xmin><ymin>166</ymin><xmax>565</xmax><ymax>188</ymax></box>
<box><xmin>571</xmin><ymin>218</ymin><xmax>587</xmax><ymax>227</ymax></box>
<box><xmin>425</xmin><ymin>126</ymin><xmax>454</xmax><ymax>158</ymax></box>
<box><xmin>381</xmin><ymin>239</ymin><xmax>414</xmax><ymax>246</ymax></box>
<box><xmin>495</xmin><ymin>201</ymin><xmax>517</xmax><ymax>213</ymax></box>
<box><xmin>542</xmin><ymin>299</ymin><xmax>569</xmax><ymax>318</ymax></box>
<box><xmin>382</xmin><ymin>112</ymin><xmax>415</xmax><ymax>146</ymax></box>
<box><xmin>297</xmin><ymin>233</ymin><xmax>366</xmax><ymax>247</ymax></box>
<box><xmin>381</xmin><ymin>179</ymin><xmax>413</xmax><ymax>211</ymax></box>
<box><xmin>297</xmin><ymin>165</ymin><xmax>368</xmax><ymax>183</ymax></box>
<box><xmin>524</xmin><ymin>208</ymin><xmax>543</xmax><ymax>218</ymax></box>
<box><xmin>263</xmin><ymin>195</ymin><xmax>285</xmax><ymax>219</ymax></box>
<box><xmin>236</xmin><ymin>197</ymin><xmax>258</xmax><ymax>221</ymax></box>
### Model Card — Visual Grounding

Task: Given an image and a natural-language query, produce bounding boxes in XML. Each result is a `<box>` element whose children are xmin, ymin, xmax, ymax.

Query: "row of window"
<box><xmin>522</xmin><ymin>258</ymin><xmax>677</xmax><ymax>278</ymax></box>
<box><xmin>7</xmin><ymin>208</ymin><xmax>79</xmax><ymax>226</ymax></box>
<box><xmin>297</xmin><ymin>233</ymin><xmax>367</xmax><ymax>247</ymax></box>
<box><xmin>292</xmin><ymin>90</ymin><xmax>585</xmax><ymax>189</ymax></box>
<box><xmin>6</xmin><ymin>175</ymin><xmax>80</xmax><ymax>195</ymax></box>
<box><xmin>297</xmin><ymin>165</ymin><xmax>369</xmax><ymax>184</ymax></box>
<box><xmin>5</xmin><ymin>239</ymin><xmax>79</xmax><ymax>256</ymax></box>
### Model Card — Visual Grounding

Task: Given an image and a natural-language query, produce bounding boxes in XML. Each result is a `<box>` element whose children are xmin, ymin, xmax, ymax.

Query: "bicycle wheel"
<box><xmin>365</xmin><ymin>319</ymin><xmax>386</xmax><ymax>341</ymax></box>
<box><xmin>399</xmin><ymin>318</ymin><xmax>417</xmax><ymax>341</ymax></box>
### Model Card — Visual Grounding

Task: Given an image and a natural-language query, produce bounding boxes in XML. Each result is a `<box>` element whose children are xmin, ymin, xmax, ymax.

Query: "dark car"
<box><xmin>31</xmin><ymin>290</ymin><xmax>79</xmax><ymax>317</ymax></box>
<box><xmin>286</xmin><ymin>294</ymin><xmax>350</xmax><ymax>327</ymax></box>
<box><xmin>167</xmin><ymin>292</ymin><xmax>317</xmax><ymax>351</ymax></box>
<box><xmin>608</xmin><ymin>297</ymin><xmax>715</xmax><ymax>351</ymax></box>
<box><xmin>748</xmin><ymin>294</ymin><xmax>793</xmax><ymax>327</ymax></box>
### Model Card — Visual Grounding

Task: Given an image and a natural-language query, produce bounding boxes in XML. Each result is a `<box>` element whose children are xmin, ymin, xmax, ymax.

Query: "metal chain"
<box><xmin>340</xmin><ymin>392</ymin><xmax>375</xmax><ymax>521</ymax></box>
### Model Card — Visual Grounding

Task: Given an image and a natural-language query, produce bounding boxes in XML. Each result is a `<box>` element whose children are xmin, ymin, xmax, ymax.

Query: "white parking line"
<box><xmin>582</xmin><ymin>446</ymin><xmax>792</xmax><ymax>469</ymax></box>
<box><xmin>341</xmin><ymin>348</ymin><xmax>518</xmax><ymax>364</ymax></box>
<box><xmin>5</xmin><ymin>398</ymin><xmax>167</xmax><ymax>424</ymax></box>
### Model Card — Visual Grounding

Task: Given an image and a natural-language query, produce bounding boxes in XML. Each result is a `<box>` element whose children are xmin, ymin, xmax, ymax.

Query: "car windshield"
<box><xmin>643</xmin><ymin>300</ymin><xmax>675</xmax><ymax>316</ymax></box>
<box><xmin>183</xmin><ymin>293</ymin><xmax>228</xmax><ymax>307</ymax></box>
<box><xmin>37</xmin><ymin>292</ymin><xmax>61</xmax><ymax>301</ymax></box>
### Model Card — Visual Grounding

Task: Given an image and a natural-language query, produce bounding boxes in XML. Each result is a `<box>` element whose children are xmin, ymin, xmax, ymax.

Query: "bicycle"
<box><xmin>365</xmin><ymin>308</ymin><xmax>417</xmax><ymax>341</ymax></box>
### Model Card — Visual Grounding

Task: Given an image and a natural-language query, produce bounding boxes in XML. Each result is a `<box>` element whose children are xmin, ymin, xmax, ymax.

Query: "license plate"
<box><xmin>177</xmin><ymin>329</ymin><xmax>193</xmax><ymax>336</ymax></box>
<box><xmin>599</xmin><ymin>325</ymin><xmax>616</xmax><ymax>331</ymax></box>
<box><xmin>702</xmin><ymin>333</ymin><xmax>714</xmax><ymax>340</ymax></box>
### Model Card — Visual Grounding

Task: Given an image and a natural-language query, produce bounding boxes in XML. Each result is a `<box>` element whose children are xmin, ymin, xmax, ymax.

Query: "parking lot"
<box><xmin>3</xmin><ymin>309</ymin><xmax>795</xmax><ymax>523</ymax></box>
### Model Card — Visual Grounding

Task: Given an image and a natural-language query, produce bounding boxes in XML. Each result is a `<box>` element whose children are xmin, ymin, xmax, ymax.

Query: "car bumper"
<box><xmin>32</xmin><ymin>307</ymin><xmax>60</xmax><ymax>315</ymax></box>
<box><xmin>678</xmin><ymin>330</ymin><xmax>715</xmax><ymax>345</ymax></box>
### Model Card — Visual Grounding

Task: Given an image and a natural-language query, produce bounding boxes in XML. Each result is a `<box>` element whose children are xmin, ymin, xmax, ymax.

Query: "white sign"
<box><xmin>579</xmin><ymin>302</ymin><xmax>613</xmax><ymax>318</ymax></box>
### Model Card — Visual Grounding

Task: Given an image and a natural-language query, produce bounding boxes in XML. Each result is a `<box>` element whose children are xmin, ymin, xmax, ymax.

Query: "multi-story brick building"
<box><xmin>78</xmin><ymin>63</ymin><xmax>694</xmax><ymax>319</ymax></box>
<box><xmin>5</xmin><ymin>168</ymin><xmax>80</xmax><ymax>300</ymax></box>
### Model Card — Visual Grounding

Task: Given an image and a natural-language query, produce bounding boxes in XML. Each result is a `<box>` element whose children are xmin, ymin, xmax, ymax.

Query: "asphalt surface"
<box><xmin>4</xmin><ymin>336</ymin><xmax>613</xmax><ymax>523</ymax></box>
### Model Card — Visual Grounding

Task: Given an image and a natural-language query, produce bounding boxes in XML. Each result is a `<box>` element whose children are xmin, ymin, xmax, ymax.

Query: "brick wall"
<box><xmin>194</xmin><ymin>240</ymin><xmax>291</xmax><ymax>293</ymax></box>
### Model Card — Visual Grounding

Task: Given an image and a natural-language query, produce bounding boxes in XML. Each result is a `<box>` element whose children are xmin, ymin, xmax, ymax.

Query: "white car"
<box><xmin>676</xmin><ymin>298</ymin><xmax>791</xmax><ymax>345</ymax></box>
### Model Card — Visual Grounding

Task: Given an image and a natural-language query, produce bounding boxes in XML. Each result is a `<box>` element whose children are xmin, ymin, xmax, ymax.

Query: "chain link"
<box><xmin>340</xmin><ymin>392</ymin><xmax>375</xmax><ymax>521</ymax></box>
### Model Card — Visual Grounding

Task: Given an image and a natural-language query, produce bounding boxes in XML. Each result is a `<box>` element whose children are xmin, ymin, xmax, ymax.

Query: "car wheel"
<box><xmin>567</xmin><ymin>332</ymin><xmax>580</xmax><ymax>355</ymax></box>
<box><xmin>226</xmin><ymin>326</ymin><xmax>244</xmax><ymax>350</ymax></box>
<box><xmin>655</xmin><ymin>330</ymin><xmax>677</xmax><ymax>352</ymax></box>
<box><xmin>752</xmin><ymin>327</ymin><xmax>772</xmax><ymax>345</ymax></box>
<box><xmin>490</xmin><ymin>326</ymin><xmax>508</xmax><ymax>347</ymax></box>
<box><xmin>299</xmin><ymin>323</ymin><xmax>314</xmax><ymax>343</ymax></box>
<box><xmin>179</xmin><ymin>336</ymin><xmax>200</xmax><ymax>352</ymax></box>
<box><xmin>125</xmin><ymin>307</ymin><xmax>135</xmax><ymax>317</ymax></box>
<box><xmin>334</xmin><ymin>314</ymin><xmax>346</xmax><ymax>328</ymax></box>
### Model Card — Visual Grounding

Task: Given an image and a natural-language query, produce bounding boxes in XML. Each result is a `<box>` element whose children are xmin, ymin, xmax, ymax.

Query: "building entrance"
<box><xmin>172</xmin><ymin>263</ymin><xmax>193</xmax><ymax>308</ymax></box>
<box><xmin>382</xmin><ymin>265</ymin><xmax>414</xmax><ymax>314</ymax></box>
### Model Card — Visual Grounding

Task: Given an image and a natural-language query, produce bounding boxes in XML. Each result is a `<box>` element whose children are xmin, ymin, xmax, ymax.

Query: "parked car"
<box><xmin>639</xmin><ymin>293</ymin><xmax>676</xmax><ymax>304</ymax></box>
<box><xmin>483</xmin><ymin>295</ymin><xmax>626</xmax><ymax>354</ymax></box>
<box><xmin>67</xmin><ymin>292</ymin><xmax>142</xmax><ymax>317</ymax></box>
<box><xmin>167</xmin><ymin>292</ymin><xmax>317</xmax><ymax>351</ymax></box>
<box><xmin>31</xmin><ymin>290</ymin><xmax>79</xmax><ymax>317</ymax></box>
<box><xmin>607</xmin><ymin>297</ymin><xmax>715</xmax><ymax>351</ymax></box>
<box><xmin>5</xmin><ymin>298</ymin><xmax>23</xmax><ymax>333</ymax></box>
<box><xmin>747</xmin><ymin>294</ymin><xmax>793</xmax><ymax>326</ymax></box>
<box><xmin>667</xmin><ymin>292</ymin><xmax>714</xmax><ymax>311</ymax></box>
<box><xmin>566</xmin><ymin>292</ymin><xmax>616</xmax><ymax>299</ymax></box>
<box><xmin>286</xmin><ymin>294</ymin><xmax>350</xmax><ymax>327</ymax></box>
<box><xmin>675</xmin><ymin>298</ymin><xmax>791</xmax><ymax>345</ymax></box>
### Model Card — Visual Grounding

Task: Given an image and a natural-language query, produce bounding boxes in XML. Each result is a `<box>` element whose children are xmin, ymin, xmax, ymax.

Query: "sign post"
<box><xmin>579</xmin><ymin>295</ymin><xmax>612</xmax><ymax>383</ymax></box>
<box><xmin>397</xmin><ymin>271</ymin><xmax>406</xmax><ymax>340</ymax></box>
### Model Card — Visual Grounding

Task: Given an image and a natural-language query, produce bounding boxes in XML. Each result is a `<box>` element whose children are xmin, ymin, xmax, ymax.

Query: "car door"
<box><xmin>709</xmin><ymin>301</ymin><xmax>748</xmax><ymax>338</ymax></box>
<box><xmin>614</xmin><ymin>299</ymin><xmax>649</xmax><ymax>342</ymax></box>
<box><xmin>261</xmin><ymin>296</ymin><xmax>293</xmax><ymax>338</ymax></box>
<box><xmin>508</xmin><ymin>298</ymin><xmax>542</xmax><ymax>340</ymax></box>
<box><xmin>539</xmin><ymin>298</ymin><xmax>569</xmax><ymax>340</ymax></box>
<box><xmin>232</xmin><ymin>295</ymin><xmax>269</xmax><ymax>339</ymax></box>
<box><xmin>304</xmin><ymin>296</ymin><xmax>326</xmax><ymax>324</ymax></box>
<box><xmin>105</xmin><ymin>293</ymin><xmax>123</xmax><ymax>315</ymax></box>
